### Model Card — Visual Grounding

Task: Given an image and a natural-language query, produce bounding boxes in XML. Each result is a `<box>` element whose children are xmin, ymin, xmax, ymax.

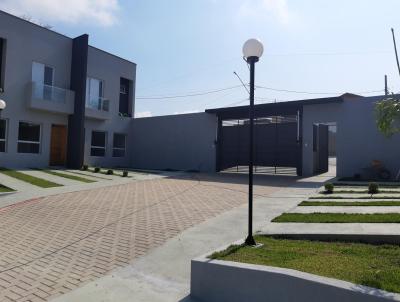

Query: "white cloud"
<box><xmin>0</xmin><ymin>0</ymin><xmax>119</xmax><ymax>27</ymax></box>
<box><xmin>173</xmin><ymin>109</ymin><xmax>200</xmax><ymax>115</ymax></box>
<box><xmin>135</xmin><ymin>111</ymin><xmax>153</xmax><ymax>118</ymax></box>
<box><xmin>239</xmin><ymin>0</ymin><xmax>290</xmax><ymax>25</ymax></box>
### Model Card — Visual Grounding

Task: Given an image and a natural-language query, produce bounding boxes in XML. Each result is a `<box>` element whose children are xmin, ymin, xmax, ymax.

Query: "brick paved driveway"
<box><xmin>0</xmin><ymin>173</ymin><xmax>295</xmax><ymax>301</ymax></box>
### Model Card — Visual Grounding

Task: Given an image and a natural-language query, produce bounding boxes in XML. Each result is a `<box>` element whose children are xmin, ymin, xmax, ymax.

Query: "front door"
<box><xmin>50</xmin><ymin>125</ymin><xmax>67</xmax><ymax>166</ymax></box>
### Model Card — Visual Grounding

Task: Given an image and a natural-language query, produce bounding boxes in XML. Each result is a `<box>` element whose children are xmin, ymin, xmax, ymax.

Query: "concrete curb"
<box><xmin>190</xmin><ymin>257</ymin><xmax>400</xmax><ymax>302</ymax></box>
<box><xmin>190</xmin><ymin>236</ymin><xmax>400</xmax><ymax>302</ymax></box>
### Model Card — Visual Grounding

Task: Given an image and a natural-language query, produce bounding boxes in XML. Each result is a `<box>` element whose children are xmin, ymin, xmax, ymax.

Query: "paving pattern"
<box><xmin>0</xmin><ymin>173</ymin><xmax>294</xmax><ymax>301</ymax></box>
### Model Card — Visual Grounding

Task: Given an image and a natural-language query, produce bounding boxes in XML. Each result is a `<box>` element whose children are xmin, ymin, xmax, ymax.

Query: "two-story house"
<box><xmin>0</xmin><ymin>10</ymin><xmax>136</xmax><ymax>169</ymax></box>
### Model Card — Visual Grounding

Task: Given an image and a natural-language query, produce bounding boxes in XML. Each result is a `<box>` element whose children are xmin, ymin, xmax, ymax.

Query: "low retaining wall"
<box><xmin>191</xmin><ymin>256</ymin><xmax>400</xmax><ymax>302</ymax></box>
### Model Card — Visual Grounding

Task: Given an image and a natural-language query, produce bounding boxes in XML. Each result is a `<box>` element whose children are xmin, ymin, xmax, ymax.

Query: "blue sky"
<box><xmin>1</xmin><ymin>0</ymin><xmax>399</xmax><ymax>117</ymax></box>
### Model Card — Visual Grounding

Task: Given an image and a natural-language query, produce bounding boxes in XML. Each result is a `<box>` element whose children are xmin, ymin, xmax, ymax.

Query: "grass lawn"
<box><xmin>320</xmin><ymin>190</ymin><xmax>400</xmax><ymax>194</ymax></box>
<box><xmin>333</xmin><ymin>183</ymin><xmax>400</xmax><ymax>188</ymax></box>
<box><xmin>299</xmin><ymin>201</ymin><xmax>400</xmax><ymax>206</ymax></box>
<box><xmin>39</xmin><ymin>170</ymin><xmax>96</xmax><ymax>183</ymax></box>
<box><xmin>68</xmin><ymin>170</ymin><xmax>110</xmax><ymax>180</ymax></box>
<box><xmin>0</xmin><ymin>184</ymin><xmax>14</xmax><ymax>192</ymax></box>
<box><xmin>210</xmin><ymin>236</ymin><xmax>400</xmax><ymax>294</ymax></box>
<box><xmin>272</xmin><ymin>213</ymin><xmax>400</xmax><ymax>223</ymax></box>
<box><xmin>0</xmin><ymin>168</ymin><xmax>62</xmax><ymax>188</ymax></box>
<box><xmin>310</xmin><ymin>196</ymin><xmax>400</xmax><ymax>200</ymax></box>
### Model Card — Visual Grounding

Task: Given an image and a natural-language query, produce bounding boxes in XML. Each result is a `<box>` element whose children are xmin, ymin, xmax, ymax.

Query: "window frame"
<box><xmin>112</xmin><ymin>133</ymin><xmax>126</xmax><ymax>158</ymax></box>
<box><xmin>0</xmin><ymin>38</ymin><xmax>6</xmax><ymax>92</ymax></box>
<box><xmin>17</xmin><ymin>121</ymin><xmax>41</xmax><ymax>154</ymax></box>
<box><xmin>90</xmin><ymin>130</ymin><xmax>107</xmax><ymax>157</ymax></box>
<box><xmin>0</xmin><ymin>118</ymin><xmax>7</xmax><ymax>153</ymax></box>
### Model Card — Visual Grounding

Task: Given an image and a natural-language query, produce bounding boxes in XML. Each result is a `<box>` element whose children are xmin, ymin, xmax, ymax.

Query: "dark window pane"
<box><xmin>113</xmin><ymin>134</ymin><xmax>126</xmax><ymax>149</ymax></box>
<box><xmin>91</xmin><ymin>148</ymin><xmax>105</xmax><ymax>157</ymax></box>
<box><xmin>0</xmin><ymin>141</ymin><xmax>4</xmax><ymax>152</ymax></box>
<box><xmin>91</xmin><ymin>131</ymin><xmax>106</xmax><ymax>147</ymax></box>
<box><xmin>18</xmin><ymin>122</ymin><xmax>40</xmax><ymax>142</ymax></box>
<box><xmin>113</xmin><ymin>149</ymin><xmax>125</xmax><ymax>157</ymax></box>
<box><xmin>0</xmin><ymin>119</ymin><xmax>5</xmax><ymax>139</ymax></box>
<box><xmin>18</xmin><ymin>142</ymin><xmax>39</xmax><ymax>154</ymax></box>
<box><xmin>44</xmin><ymin>66</ymin><xmax>53</xmax><ymax>86</ymax></box>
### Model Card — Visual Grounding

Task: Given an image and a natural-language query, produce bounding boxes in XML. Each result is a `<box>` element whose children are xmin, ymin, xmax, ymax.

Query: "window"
<box><xmin>18</xmin><ymin>122</ymin><xmax>41</xmax><ymax>154</ymax></box>
<box><xmin>32</xmin><ymin>62</ymin><xmax>54</xmax><ymax>100</ymax></box>
<box><xmin>91</xmin><ymin>131</ymin><xmax>106</xmax><ymax>157</ymax></box>
<box><xmin>86</xmin><ymin>77</ymin><xmax>104</xmax><ymax>109</ymax></box>
<box><xmin>0</xmin><ymin>38</ymin><xmax>6</xmax><ymax>91</ymax></box>
<box><xmin>119</xmin><ymin>78</ymin><xmax>130</xmax><ymax>115</ymax></box>
<box><xmin>0</xmin><ymin>119</ymin><xmax>6</xmax><ymax>152</ymax></box>
<box><xmin>113</xmin><ymin>133</ymin><xmax>126</xmax><ymax>157</ymax></box>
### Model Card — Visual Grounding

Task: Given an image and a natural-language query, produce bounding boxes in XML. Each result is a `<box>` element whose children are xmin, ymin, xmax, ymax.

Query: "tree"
<box><xmin>376</xmin><ymin>97</ymin><xmax>400</xmax><ymax>137</ymax></box>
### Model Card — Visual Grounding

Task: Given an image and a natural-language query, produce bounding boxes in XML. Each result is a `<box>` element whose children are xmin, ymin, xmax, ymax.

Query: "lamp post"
<box><xmin>0</xmin><ymin>99</ymin><xmax>5</xmax><ymax>117</ymax></box>
<box><xmin>242</xmin><ymin>38</ymin><xmax>264</xmax><ymax>246</ymax></box>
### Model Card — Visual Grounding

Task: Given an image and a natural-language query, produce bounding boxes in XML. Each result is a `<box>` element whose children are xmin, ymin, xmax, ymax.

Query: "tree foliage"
<box><xmin>375</xmin><ymin>97</ymin><xmax>400</xmax><ymax>137</ymax></box>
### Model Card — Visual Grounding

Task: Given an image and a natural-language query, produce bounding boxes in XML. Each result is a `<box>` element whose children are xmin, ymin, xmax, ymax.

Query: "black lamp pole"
<box><xmin>245</xmin><ymin>56</ymin><xmax>258</xmax><ymax>246</ymax></box>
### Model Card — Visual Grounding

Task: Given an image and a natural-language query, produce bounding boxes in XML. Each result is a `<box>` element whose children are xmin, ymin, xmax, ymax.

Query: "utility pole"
<box><xmin>391</xmin><ymin>28</ymin><xmax>400</xmax><ymax>80</ymax></box>
<box><xmin>385</xmin><ymin>75</ymin><xmax>389</xmax><ymax>95</ymax></box>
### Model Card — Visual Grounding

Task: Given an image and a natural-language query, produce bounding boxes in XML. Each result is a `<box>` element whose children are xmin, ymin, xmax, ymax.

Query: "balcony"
<box><xmin>27</xmin><ymin>82</ymin><xmax>75</xmax><ymax>115</ymax></box>
<box><xmin>85</xmin><ymin>96</ymin><xmax>111</xmax><ymax>120</ymax></box>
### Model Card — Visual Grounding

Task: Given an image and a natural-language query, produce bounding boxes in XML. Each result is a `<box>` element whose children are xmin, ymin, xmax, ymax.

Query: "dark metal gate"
<box><xmin>218</xmin><ymin>115</ymin><xmax>301</xmax><ymax>175</ymax></box>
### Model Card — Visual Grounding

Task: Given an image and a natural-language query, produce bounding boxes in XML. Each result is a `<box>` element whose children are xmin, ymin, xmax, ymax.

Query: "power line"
<box><xmin>136</xmin><ymin>85</ymin><xmax>243</xmax><ymax>100</ymax></box>
<box><xmin>255</xmin><ymin>85</ymin><xmax>384</xmax><ymax>95</ymax></box>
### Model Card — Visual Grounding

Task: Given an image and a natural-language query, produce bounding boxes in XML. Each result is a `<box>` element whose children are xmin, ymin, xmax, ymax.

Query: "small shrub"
<box><xmin>122</xmin><ymin>170</ymin><xmax>129</xmax><ymax>177</ymax></box>
<box><xmin>94</xmin><ymin>167</ymin><xmax>101</xmax><ymax>173</ymax></box>
<box><xmin>82</xmin><ymin>164</ymin><xmax>88</xmax><ymax>171</ymax></box>
<box><xmin>368</xmin><ymin>182</ymin><xmax>379</xmax><ymax>194</ymax></box>
<box><xmin>106</xmin><ymin>169</ymin><xmax>114</xmax><ymax>175</ymax></box>
<box><xmin>324</xmin><ymin>183</ymin><xmax>334</xmax><ymax>194</ymax></box>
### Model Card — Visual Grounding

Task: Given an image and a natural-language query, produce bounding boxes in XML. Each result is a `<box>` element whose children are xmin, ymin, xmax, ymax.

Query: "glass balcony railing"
<box><xmin>32</xmin><ymin>83</ymin><xmax>71</xmax><ymax>103</ymax></box>
<box><xmin>86</xmin><ymin>96</ymin><xmax>110</xmax><ymax>112</ymax></box>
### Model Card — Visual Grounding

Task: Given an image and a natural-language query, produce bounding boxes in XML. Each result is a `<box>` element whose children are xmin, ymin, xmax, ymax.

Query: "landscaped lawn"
<box><xmin>0</xmin><ymin>184</ymin><xmax>14</xmax><ymax>192</ymax></box>
<box><xmin>40</xmin><ymin>170</ymin><xmax>96</xmax><ymax>183</ymax></box>
<box><xmin>320</xmin><ymin>190</ymin><xmax>400</xmax><ymax>194</ymax></box>
<box><xmin>0</xmin><ymin>168</ymin><xmax>62</xmax><ymax>188</ymax></box>
<box><xmin>309</xmin><ymin>196</ymin><xmax>400</xmax><ymax>200</ymax></box>
<box><xmin>210</xmin><ymin>236</ymin><xmax>400</xmax><ymax>294</ymax></box>
<box><xmin>299</xmin><ymin>201</ymin><xmax>400</xmax><ymax>206</ymax></box>
<box><xmin>272</xmin><ymin>213</ymin><xmax>400</xmax><ymax>223</ymax></box>
<box><xmin>68</xmin><ymin>170</ymin><xmax>110</xmax><ymax>180</ymax></box>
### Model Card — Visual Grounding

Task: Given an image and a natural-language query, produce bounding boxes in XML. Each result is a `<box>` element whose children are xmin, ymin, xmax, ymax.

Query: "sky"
<box><xmin>0</xmin><ymin>0</ymin><xmax>399</xmax><ymax>117</ymax></box>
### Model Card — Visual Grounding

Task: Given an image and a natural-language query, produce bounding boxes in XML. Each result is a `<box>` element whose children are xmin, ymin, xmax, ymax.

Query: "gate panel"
<box><xmin>219</xmin><ymin>116</ymin><xmax>301</xmax><ymax>174</ymax></box>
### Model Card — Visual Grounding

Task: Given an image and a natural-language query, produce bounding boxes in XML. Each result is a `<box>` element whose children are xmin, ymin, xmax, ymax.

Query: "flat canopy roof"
<box><xmin>205</xmin><ymin>96</ymin><xmax>344</xmax><ymax>119</ymax></box>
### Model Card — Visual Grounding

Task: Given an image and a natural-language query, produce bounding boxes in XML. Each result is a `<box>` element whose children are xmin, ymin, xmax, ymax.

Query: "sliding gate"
<box><xmin>218</xmin><ymin>115</ymin><xmax>301</xmax><ymax>175</ymax></box>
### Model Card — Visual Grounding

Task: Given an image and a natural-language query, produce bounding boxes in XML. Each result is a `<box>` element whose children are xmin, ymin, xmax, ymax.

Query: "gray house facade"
<box><xmin>131</xmin><ymin>94</ymin><xmax>400</xmax><ymax>179</ymax></box>
<box><xmin>0</xmin><ymin>10</ymin><xmax>136</xmax><ymax>169</ymax></box>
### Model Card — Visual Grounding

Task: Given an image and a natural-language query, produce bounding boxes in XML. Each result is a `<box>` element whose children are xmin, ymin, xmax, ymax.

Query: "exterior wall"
<box><xmin>302</xmin><ymin>95</ymin><xmax>400</xmax><ymax>178</ymax></box>
<box><xmin>0</xmin><ymin>11</ymin><xmax>72</xmax><ymax>168</ymax></box>
<box><xmin>131</xmin><ymin>113</ymin><xmax>217</xmax><ymax>172</ymax></box>
<box><xmin>0</xmin><ymin>11</ymin><xmax>137</xmax><ymax>169</ymax></box>
<box><xmin>83</xmin><ymin>47</ymin><xmax>136</xmax><ymax>168</ymax></box>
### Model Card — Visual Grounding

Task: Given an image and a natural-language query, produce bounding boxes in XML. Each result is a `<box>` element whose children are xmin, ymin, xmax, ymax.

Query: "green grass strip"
<box><xmin>333</xmin><ymin>183</ymin><xmax>400</xmax><ymax>188</ymax></box>
<box><xmin>0</xmin><ymin>184</ymin><xmax>14</xmax><ymax>192</ymax></box>
<box><xmin>0</xmin><ymin>168</ymin><xmax>62</xmax><ymax>188</ymax></box>
<box><xmin>272</xmin><ymin>213</ymin><xmax>400</xmax><ymax>223</ymax></box>
<box><xmin>211</xmin><ymin>236</ymin><xmax>400</xmax><ymax>293</ymax></box>
<box><xmin>320</xmin><ymin>190</ymin><xmax>400</xmax><ymax>194</ymax></box>
<box><xmin>310</xmin><ymin>196</ymin><xmax>400</xmax><ymax>200</ymax></box>
<box><xmin>68</xmin><ymin>170</ymin><xmax>110</xmax><ymax>180</ymax></box>
<box><xmin>300</xmin><ymin>201</ymin><xmax>400</xmax><ymax>206</ymax></box>
<box><xmin>39</xmin><ymin>170</ymin><xmax>96</xmax><ymax>183</ymax></box>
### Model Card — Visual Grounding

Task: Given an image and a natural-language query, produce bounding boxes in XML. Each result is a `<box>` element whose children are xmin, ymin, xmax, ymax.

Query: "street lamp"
<box><xmin>0</xmin><ymin>99</ymin><xmax>5</xmax><ymax>117</ymax></box>
<box><xmin>242</xmin><ymin>38</ymin><xmax>264</xmax><ymax>246</ymax></box>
